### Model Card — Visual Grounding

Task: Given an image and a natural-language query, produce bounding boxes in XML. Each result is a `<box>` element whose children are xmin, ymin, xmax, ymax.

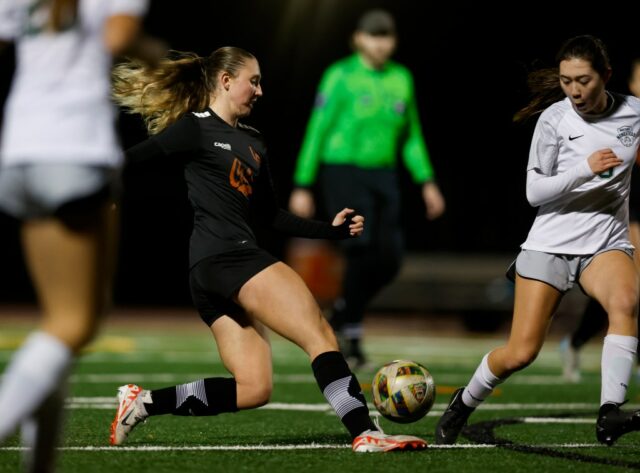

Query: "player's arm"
<box><xmin>104</xmin><ymin>3</ymin><xmax>165</xmax><ymax>65</ymax></box>
<box><xmin>0</xmin><ymin>0</ymin><xmax>19</xmax><ymax>53</ymax></box>
<box><xmin>255</xmin><ymin>156</ymin><xmax>362</xmax><ymax>239</ymax></box>
<box><xmin>401</xmin><ymin>75</ymin><xmax>435</xmax><ymax>184</ymax></box>
<box><xmin>289</xmin><ymin>65</ymin><xmax>344</xmax><ymax>217</ymax></box>
<box><xmin>125</xmin><ymin>114</ymin><xmax>199</xmax><ymax>164</ymax></box>
<box><xmin>292</xmin><ymin>66</ymin><xmax>343</xmax><ymax>187</ymax></box>
<box><xmin>526</xmin><ymin>163</ymin><xmax>595</xmax><ymax>207</ymax></box>
<box><xmin>525</xmin><ymin>119</ymin><xmax>602</xmax><ymax>207</ymax></box>
<box><xmin>401</xmin><ymin>75</ymin><xmax>445</xmax><ymax>219</ymax></box>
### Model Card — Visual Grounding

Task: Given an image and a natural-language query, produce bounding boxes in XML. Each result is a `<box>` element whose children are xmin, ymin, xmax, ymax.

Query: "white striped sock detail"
<box><xmin>322</xmin><ymin>376</ymin><xmax>364</xmax><ymax>419</ymax></box>
<box><xmin>176</xmin><ymin>380</ymin><xmax>208</xmax><ymax>409</ymax></box>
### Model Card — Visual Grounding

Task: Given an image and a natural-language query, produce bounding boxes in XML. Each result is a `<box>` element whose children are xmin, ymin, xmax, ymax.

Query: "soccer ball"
<box><xmin>371</xmin><ymin>360</ymin><xmax>435</xmax><ymax>423</ymax></box>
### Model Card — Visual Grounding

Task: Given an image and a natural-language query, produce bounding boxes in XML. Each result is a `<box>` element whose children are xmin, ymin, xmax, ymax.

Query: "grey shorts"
<box><xmin>506</xmin><ymin>248</ymin><xmax>634</xmax><ymax>293</ymax></box>
<box><xmin>0</xmin><ymin>164</ymin><xmax>118</xmax><ymax>219</ymax></box>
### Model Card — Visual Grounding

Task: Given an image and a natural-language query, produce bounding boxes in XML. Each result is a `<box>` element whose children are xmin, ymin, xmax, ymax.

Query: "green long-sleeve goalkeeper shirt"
<box><xmin>293</xmin><ymin>53</ymin><xmax>435</xmax><ymax>187</ymax></box>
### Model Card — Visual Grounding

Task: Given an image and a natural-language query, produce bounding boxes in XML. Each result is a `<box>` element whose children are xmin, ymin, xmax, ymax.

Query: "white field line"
<box><xmin>0</xmin><ymin>335</ymin><xmax>604</xmax><ymax>366</ymax></box>
<box><xmin>521</xmin><ymin>417</ymin><xmax>593</xmax><ymax>424</ymax></box>
<box><xmin>69</xmin><ymin>352</ymin><xmax>606</xmax><ymax>368</ymax></box>
<box><xmin>0</xmin><ymin>443</ymin><xmax>624</xmax><ymax>452</ymax></box>
<box><xmin>66</xmin><ymin>398</ymin><xmax>626</xmax><ymax>414</ymax></box>
<box><xmin>68</xmin><ymin>373</ymin><xmax>315</xmax><ymax>383</ymax></box>
<box><xmin>60</xmin><ymin>372</ymin><xmax>597</xmax><ymax>385</ymax></box>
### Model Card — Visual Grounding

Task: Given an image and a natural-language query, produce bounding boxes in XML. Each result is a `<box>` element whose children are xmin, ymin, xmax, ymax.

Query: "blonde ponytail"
<box><xmin>112</xmin><ymin>52</ymin><xmax>212</xmax><ymax>134</ymax></box>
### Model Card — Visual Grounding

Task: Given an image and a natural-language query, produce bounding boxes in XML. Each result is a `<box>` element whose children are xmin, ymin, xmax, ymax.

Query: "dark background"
<box><xmin>1</xmin><ymin>1</ymin><xmax>640</xmax><ymax>305</ymax></box>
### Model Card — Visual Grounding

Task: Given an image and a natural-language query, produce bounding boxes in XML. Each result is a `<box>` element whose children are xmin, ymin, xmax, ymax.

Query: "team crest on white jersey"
<box><xmin>616</xmin><ymin>126</ymin><xmax>636</xmax><ymax>147</ymax></box>
<box><xmin>214</xmin><ymin>142</ymin><xmax>232</xmax><ymax>151</ymax></box>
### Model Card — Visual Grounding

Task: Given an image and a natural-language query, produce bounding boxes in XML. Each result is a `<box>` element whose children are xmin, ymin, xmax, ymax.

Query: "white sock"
<box><xmin>462</xmin><ymin>353</ymin><xmax>504</xmax><ymax>408</ymax></box>
<box><xmin>0</xmin><ymin>332</ymin><xmax>72</xmax><ymax>441</ymax></box>
<box><xmin>601</xmin><ymin>334</ymin><xmax>637</xmax><ymax>405</ymax></box>
<box><xmin>21</xmin><ymin>379</ymin><xmax>68</xmax><ymax>473</ymax></box>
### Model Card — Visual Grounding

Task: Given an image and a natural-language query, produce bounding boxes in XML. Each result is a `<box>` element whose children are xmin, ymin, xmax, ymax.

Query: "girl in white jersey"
<box><xmin>434</xmin><ymin>35</ymin><xmax>640</xmax><ymax>446</ymax></box>
<box><xmin>0</xmin><ymin>1</ymin><xmax>159</xmax><ymax>470</ymax></box>
<box><xmin>559</xmin><ymin>58</ymin><xmax>640</xmax><ymax>383</ymax></box>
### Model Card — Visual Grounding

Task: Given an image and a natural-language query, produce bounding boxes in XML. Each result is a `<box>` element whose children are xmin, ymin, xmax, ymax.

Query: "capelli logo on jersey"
<box><xmin>214</xmin><ymin>142</ymin><xmax>232</xmax><ymax>151</ymax></box>
<box><xmin>616</xmin><ymin>126</ymin><xmax>636</xmax><ymax>147</ymax></box>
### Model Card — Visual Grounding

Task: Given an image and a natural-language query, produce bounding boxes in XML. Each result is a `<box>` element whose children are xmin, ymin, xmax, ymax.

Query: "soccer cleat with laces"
<box><xmin>596</xmin><ymin>402</ymin><xmax>640</xmax><ymax>446</ymax></box>
<box><xmin>109</xmin><ymin>384</ymin><xmax>149</xmax><ymax>446</ymax></box>
<box><xmin>434</xmin><ymin>387</ymin><xmax>475</xmax><ymax>444</ymax></box>
<box><xmin>352</xmin><ymin>429</ymin><xmax>427</xmax><ymax>452</ymax></box>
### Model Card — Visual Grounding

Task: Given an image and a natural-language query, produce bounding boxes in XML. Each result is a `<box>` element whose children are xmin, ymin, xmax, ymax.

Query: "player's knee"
<box><xmin>505</xmin><ymin>347</ymin><xmax>538</xmax><ymax>372</ymax></box>
<box><xmin>244</xmin><ymin>380</ymin><xmax>272</xmax><ymax>408</ymax></box>
<box><xmin>605</xmin><ymin>288</ymin><xmax>638</xmax><ymax>316</ymax></box>
<box><xmin>47</xmin><ymin>317</ymin><xmax>99</xmax><ymax>353</ymax></box>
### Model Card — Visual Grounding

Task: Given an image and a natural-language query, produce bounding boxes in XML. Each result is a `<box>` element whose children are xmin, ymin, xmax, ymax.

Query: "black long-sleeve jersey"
<box><xmin>126</xmin><ymin>108</ymin><xmax>351</xmax><ymax>267</ymax></box>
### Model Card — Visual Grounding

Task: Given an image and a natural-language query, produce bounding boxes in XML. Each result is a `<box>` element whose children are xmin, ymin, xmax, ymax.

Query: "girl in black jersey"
<box><xmin>108</xmin><ymin>46</ymin><xmax>426</xmax><ymax>452</ymax></box>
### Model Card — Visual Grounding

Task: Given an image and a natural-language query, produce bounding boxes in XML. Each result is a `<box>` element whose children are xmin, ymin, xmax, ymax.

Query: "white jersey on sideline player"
<box><xmin>0</xmin><ymin>0</ymin><xmax>148</xmax><ymax>167</ymax></box>
<box><xmin>522</xmin><ymin>93</ymin><xmax>640</xmax><ymax>254</ymax></box>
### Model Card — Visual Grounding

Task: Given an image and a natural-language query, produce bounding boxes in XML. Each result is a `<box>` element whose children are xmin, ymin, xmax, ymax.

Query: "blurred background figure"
<box><xmin>0</xmin><ymin>0</ymin><xmax>163</xmax><ymax>471</ymax></box>
<box><xmin>559</xmin><ymin>57</ymin><xmax>640</xmax><ymax>383</ymax></box>
<box><xmin>288</xmin><ymin>8</ymin><xmax>445</xmax><ymax>368</ymax></box>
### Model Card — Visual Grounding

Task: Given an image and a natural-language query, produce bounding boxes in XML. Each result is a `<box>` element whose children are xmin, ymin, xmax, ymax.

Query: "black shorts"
<box><xmin>189</xmin><ymin>247</ymin><xmax>279</xmax><ymax>326</ymax></box>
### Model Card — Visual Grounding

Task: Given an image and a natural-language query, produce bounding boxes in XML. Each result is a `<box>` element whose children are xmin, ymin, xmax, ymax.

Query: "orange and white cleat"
<box><xmin>352</xmin><ymin>429</ymin><xmax>427</xmax><ymax>452</ymax></box>
<box><xmin>109</xmin><ymin>384</ymin><xmax>149</xmax><ymax>446</ymax></box>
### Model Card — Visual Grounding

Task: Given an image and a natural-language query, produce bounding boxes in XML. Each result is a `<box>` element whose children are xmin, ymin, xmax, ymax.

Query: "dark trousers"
<box><xmin>319</xmin><ymin>165</ymin><xmax>403</xmax><ymax>336</ymax></box>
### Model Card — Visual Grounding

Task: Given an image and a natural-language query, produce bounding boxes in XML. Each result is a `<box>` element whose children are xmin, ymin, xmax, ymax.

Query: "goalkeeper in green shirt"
<box><xmin>289</xmin><ymin>9</ymin><xmax>445</xmax><ymax>368</ymax></box>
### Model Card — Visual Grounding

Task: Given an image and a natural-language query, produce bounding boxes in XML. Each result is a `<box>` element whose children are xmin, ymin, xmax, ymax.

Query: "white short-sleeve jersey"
<box><xmin>0</xmin><ymin>0</ymin><xmax>148</xmax><ymax>167</ymax></box>
<box><xmin>522</xmin><ymin>94</ymin><xmax>640</xmax><ymax>255</ymax></box>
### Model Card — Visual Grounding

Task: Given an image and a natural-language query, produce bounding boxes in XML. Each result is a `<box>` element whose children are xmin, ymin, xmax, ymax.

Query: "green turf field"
<box><xmin>1</xmin><ymin>321</ymin><xmax>639</xmax><ymax>472</ymax></box>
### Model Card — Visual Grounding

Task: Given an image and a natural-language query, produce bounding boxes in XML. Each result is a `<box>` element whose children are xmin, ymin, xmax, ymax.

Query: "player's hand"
<box><xmin>332</xmin><ymin>208</ymin><xmax>364</xmax><ymax>236</ymax></box>
<box><xmin>587</xmin><ymin>148</ymin><xmax>622</xmax><ymax>174</ymax></box>
<box><xmin>289</xmin><ymin>188</ymin><xmax>315</xmax><ymax>218</ymax></box>
<box><xmin>422</xmin><ymin>181</ymin><xmax>445</xmax><ymax>220</ymax></box>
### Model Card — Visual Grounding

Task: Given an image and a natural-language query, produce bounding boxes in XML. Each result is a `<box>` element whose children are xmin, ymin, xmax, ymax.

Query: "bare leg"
<box><xmin>21</xmin><ymin>206</ymin><xmax>111</xmax><ymax>351</ymax></box>
<box><xmin>580</xmin><ymin>250</ymin><xmax>638</xmax><ymax>337</ymax></box>
<box><xmin>236</xmin><ymin>262</ymin><xmax>338</xmax><ymax>359</ymax></box>
<box><xmin>0</xmin><ymin>204</ymin><xmax>111</xmax><ymax>467</ymax></box>
<box><xmin>488</xmin><ymin>275</ymin><xmax>562</xmax><ymax>377</ymax></box>
<box><xmin>211</xmin><ymin>314</ymin><xmax>273</xmax><ymax>409</ymax></box>
<box><xmin>580</xmin><ymin>250</ymin><xmax>638</xmax><ymax>406</ymax></box>
<box><xmin>236</xmin><ymin>262</ymin><xmax>376</xmax><ymax>439</ymax></box>
<box><xmin>436</xmin><ymin>275</ymin><xmax>561</xmax><ymax>445</ymax></box>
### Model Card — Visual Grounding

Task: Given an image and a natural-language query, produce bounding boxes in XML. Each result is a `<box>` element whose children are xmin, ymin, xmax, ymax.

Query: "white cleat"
<box><xmin>352</xmin><ymin>429</ymin><xmax>427</xmax><ymax>452</ymax></box>
<box><xmin>109</xmin><ymin>384</ymin><xmax>149</xmax><ymax>446</ymax></box>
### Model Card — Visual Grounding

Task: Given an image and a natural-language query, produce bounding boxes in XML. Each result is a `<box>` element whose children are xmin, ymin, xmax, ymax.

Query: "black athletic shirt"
<box><xmin>126</xmin><ymin>108</ymin><xmax>351</xmax><ymax>267</ymax></box>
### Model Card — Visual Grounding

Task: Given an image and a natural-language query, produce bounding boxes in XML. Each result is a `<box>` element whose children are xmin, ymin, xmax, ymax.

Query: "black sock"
<box><xmin>311</xmin><ymin>351</ymin><xmax>375</xmax><ymax>439</ymax></box>
<box><xmin>144</xmin><ymin>378</ymin><xmax>237</xmax><ymax>416</ymax></box>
